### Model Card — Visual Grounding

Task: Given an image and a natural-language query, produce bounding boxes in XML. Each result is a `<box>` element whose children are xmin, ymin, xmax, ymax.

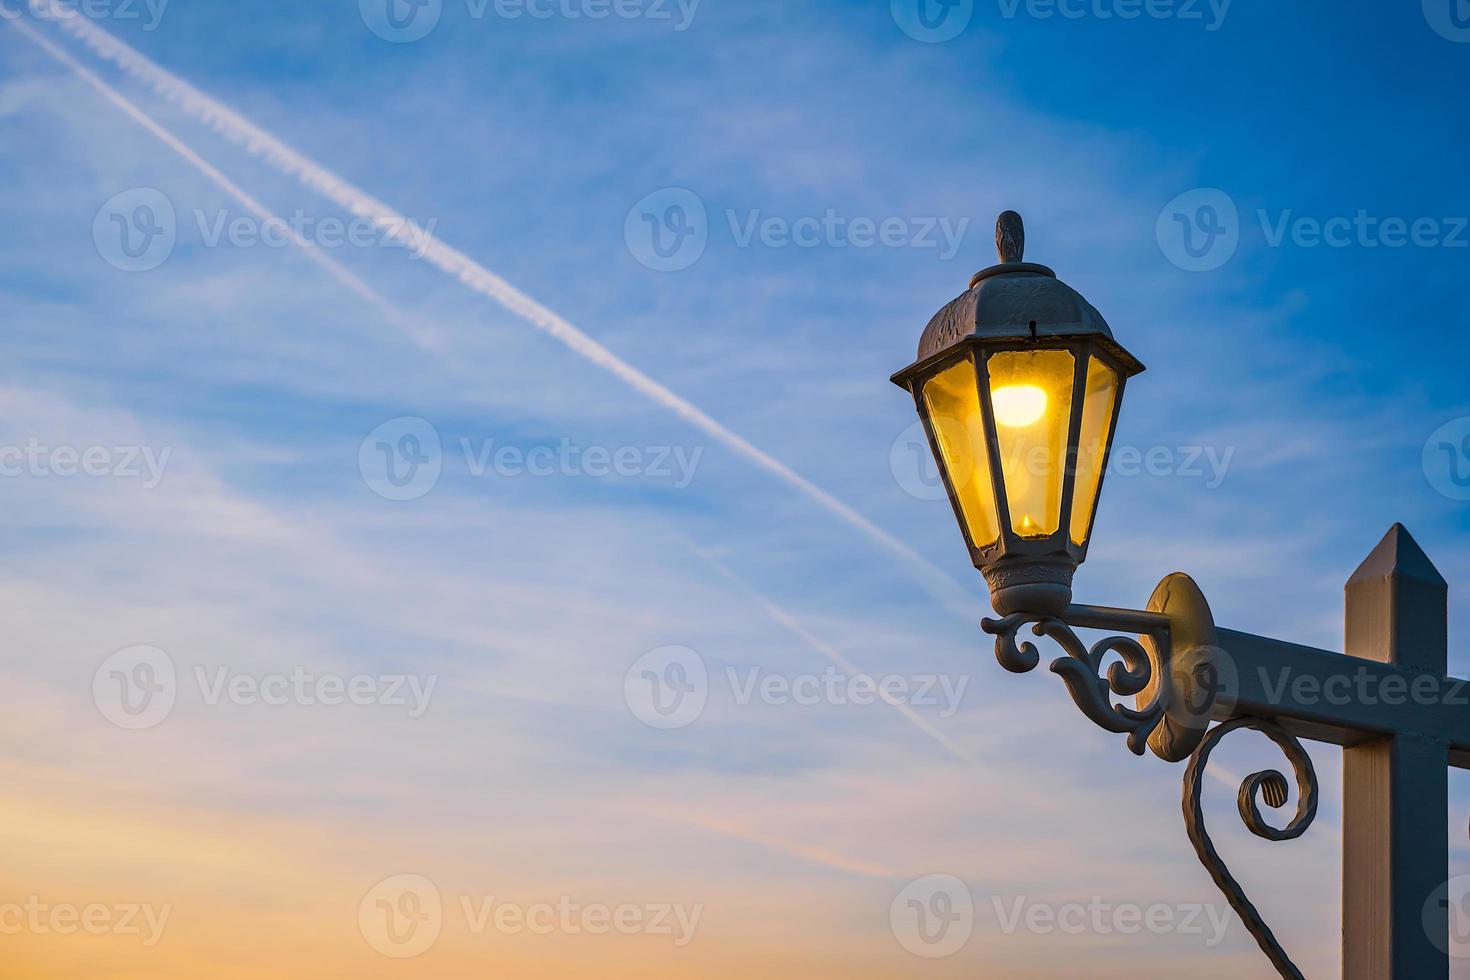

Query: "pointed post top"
<box><xmin>1346</xmin><ymin>523</ymin><xmax>1447</xmax><ymax>671</ymax></box>
<box><xmin>1347</xmin><ymin>523</ymin><xmax>1448</xmax><ymax>590</ymax></box>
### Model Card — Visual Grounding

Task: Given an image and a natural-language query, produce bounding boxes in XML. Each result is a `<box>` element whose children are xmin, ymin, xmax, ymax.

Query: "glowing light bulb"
<box><xmin>991</xmin><ymin>384</ymin><xmax>1048</xmax><ymax>428</ymax></box>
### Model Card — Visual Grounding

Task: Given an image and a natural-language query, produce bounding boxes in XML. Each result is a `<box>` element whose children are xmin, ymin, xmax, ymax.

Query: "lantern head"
<box><xmin>892</xmin><ymin>211</ymin><xmax>1144</xmax><ymax>616</ymax></box>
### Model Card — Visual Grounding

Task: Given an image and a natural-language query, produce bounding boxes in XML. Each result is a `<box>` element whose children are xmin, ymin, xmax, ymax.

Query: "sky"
<box><xmin>0</xmin><ymin>0</ymin><xmax>1468</xmax><ymax>976</ymax></box>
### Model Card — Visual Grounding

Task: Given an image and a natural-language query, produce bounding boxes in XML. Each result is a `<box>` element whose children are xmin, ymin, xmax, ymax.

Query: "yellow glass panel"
<box><xmin>921</xmin><ymin>358</ymin><xmax>1000</xmax><ymax>548</ymax></box>
<box><xmin>1070</xmin><ymin>356</ymin><xmax>1118</xmax><ymax>545</ymax></box>
<box><xmin>987</xmin><ymin>349</ymin><xmax>1076</xmax><ymax>538</ymax></box>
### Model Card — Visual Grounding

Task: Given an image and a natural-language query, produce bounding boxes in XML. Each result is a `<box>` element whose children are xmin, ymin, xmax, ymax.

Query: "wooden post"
<box><xmin>1343</xmin><ymin>524</ymin><xmax>1450</xmax><ymax>978</ymax></box>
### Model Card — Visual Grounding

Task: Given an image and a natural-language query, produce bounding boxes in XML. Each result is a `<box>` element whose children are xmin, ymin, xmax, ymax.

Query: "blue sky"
<box><xmin>0</xmin><ymin>0</ymin><xmax>1468</xmax><ymax>976</ymax></box>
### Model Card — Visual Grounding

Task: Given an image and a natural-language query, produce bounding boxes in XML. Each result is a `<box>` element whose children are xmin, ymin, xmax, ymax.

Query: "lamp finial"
<box><xmin>996</xmin><ymin>210</ymin><xmax>1025</xmax><ymax>263</ymax></box>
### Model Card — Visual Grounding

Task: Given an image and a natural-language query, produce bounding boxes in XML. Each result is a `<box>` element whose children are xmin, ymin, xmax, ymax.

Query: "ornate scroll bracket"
<box><xmin>980</xmin><ymin>572</ymin><xmax>1224</xmax><ymax>761</ymax></box>
<box><xmin>1183</xmin><ymin>717</ymin><xmax>1319</xmax><ymax>980</ymax></box>
<box><xmin>981</xmin><ymin>612</ymin><xmax>1165</xmax><ymax>756</ymax></box>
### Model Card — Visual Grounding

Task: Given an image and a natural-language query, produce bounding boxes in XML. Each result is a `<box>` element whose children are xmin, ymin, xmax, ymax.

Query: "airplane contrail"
<box><xmin>7</xmin><ymin>16</ymin><xmax>447</xmax><ymax>356</ymax></box>
<box><xmin>684</xmin><ymin>813</ymin><xmax>898</xmax><ymax>878</ymax></box>
<box><xmin>22</xmin><ymin>2</ymin><xmax>971</xmax><ymax>612</ymax></box>
<box><xmin>691</xmin><ymin>545</ymin><xmax>976</xmax><ymax>765</ymax></box>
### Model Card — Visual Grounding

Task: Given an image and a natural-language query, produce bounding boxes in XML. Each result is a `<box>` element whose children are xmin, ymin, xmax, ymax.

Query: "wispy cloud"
<box><xmin>19</xmin><ymin>4</ymin><xmax>969</xmax><ymax>614</ymax></box>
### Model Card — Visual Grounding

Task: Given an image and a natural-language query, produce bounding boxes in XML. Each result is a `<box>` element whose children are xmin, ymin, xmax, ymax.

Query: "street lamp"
<box><xmin>891</xmin><ymin>210</ymin><xmax>1143</xmax><ymax>618</ymax></box>
<box><xmin>893</xmin><ymin>211</ymin><xmax>1466</xmax><ymax>979</ymax></box>
<box><xmin>894</xmin><ymin>210</ymin><xmax>1211</xmax><ymax>764</ymax></box>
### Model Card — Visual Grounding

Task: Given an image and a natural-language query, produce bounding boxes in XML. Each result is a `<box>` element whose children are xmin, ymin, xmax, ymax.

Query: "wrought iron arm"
<box><xmin>1182</xmin><ymin>717</ymin><xmax>1319</xmax><ymax>980</ymax></box>
<box><xmin>982</xmin><ymin>575</ymin><xmax>1223</xmax><ymax>763</ymax></box>
<box><xmin>981</xmin><ymin>611</ymin><xmax>1168</xmax><ymax>756</ymax></box>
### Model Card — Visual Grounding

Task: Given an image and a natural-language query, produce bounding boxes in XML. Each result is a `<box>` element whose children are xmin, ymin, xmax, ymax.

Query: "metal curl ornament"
<box><xmin>981</xmin><ymin>613</ymin><xmax>1167</xmax><ymax>756</ymax></box>
<box><xmin>1182</xmin><ymin>717</ymin><xmax>1319</xmax><ymax>980</ymax></box>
